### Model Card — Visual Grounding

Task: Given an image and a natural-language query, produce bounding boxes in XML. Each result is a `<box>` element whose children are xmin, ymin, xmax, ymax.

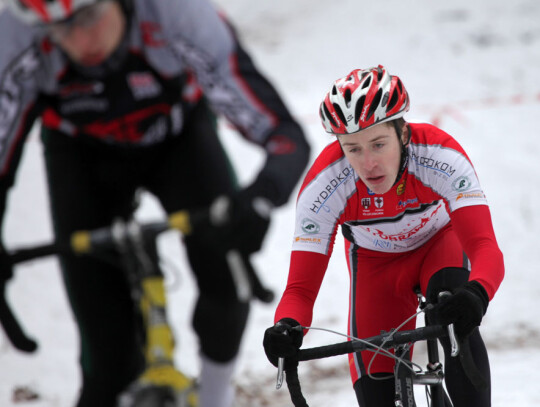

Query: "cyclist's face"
<box><xmin>47</xmin><ymin>1</ymin><xmax>125</xmax><ymax>66</ymax></box>
<box><xmin>338</xmin><ymin>122</ymin><xmax>407</xmax><ymax>194</ymax></box>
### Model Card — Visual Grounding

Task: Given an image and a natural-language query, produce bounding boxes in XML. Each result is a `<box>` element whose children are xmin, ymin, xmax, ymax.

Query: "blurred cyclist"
<box><xmin>0</xmin><ymin>0</ymin><xmax>310</xmax><ymax>406</ymax></box>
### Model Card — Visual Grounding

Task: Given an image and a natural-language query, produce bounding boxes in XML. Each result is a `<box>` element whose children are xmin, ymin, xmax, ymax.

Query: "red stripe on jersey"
<box><xmin>42</xmin><ymin>108</ymin><xmax>63</xmax><ymax>130</ymax></box>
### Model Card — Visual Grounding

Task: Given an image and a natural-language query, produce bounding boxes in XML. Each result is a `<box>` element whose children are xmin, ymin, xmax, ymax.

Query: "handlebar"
<box><xmin>0</xmin><ymin>210</ymin><xmax>274</xmax><ymax>352</ymax></box>
<box><xmin>281</xmin><ymin>325</ymin><xmax>487</xmax><ymax>407</ymax></box>
<box><xmin>297</xmin><ymin>325</ymin><xmax>447</xmax><ymax>362</ymax></box>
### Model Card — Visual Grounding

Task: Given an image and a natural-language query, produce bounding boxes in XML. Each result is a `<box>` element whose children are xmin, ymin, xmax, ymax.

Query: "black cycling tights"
<box><xmin>353</xmin><ymin>267</ymin><xmax>491</xmax><ymax>407</ymax></box>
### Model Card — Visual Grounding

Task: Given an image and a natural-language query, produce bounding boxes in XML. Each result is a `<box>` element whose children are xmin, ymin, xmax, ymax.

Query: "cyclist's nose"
<box><xmin>361</xmin><ymin>151</ymin><xmax>378</xmax><ymax>173</ymax></box>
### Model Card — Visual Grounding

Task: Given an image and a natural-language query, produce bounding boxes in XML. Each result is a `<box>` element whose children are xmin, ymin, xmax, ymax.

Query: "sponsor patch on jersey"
<box><xmin>452</xmin><ymin>176</ymin><xmax>472</xmax><ymax>192</ymax></box>
<box><xmin>294</xmin><ymin>236</ymin><xmax>322</xmax><ymax>245</ymax></box>
<box><xmin>456</xmin><ymin>192</ymin><xmax>485</xmax><ymax>201</ymax></box>
<box><xmin>361</xmin><ymin>196</ymin><xmax>385</xmax><ymax>216</ymax></box>
<box><xmin>59</xmin><ymin>81</ymin><xmax>104</xmax><ymax>98</ymax></box>
<box><xmin>411</xmin><ymin>152</ymin><xmax>456</xmax><ymax>177</ymax></box>
<box><xmin>301</xmin><ymin>218</ymin><xmax>320</xmax><ymax>234</ymax></box>
<box><xmin>309</xmin><ymin>166</ymin><xmax>352</xmax><ymax>214</ymax></box>
<box><xmin>361</xmin><ymin>198</ymin><xmax>371</xmax><ymax>210</ymax></box>
<box><xmin>128</xmin><ymin>72</ymin><xmax>162</xmax><ymax>100</ymax></box>
<box><xmin>396</xmin><ymin>198</ymin><xmax>419</xmax><ymax>210</ymax></box>
<box><xmin>396</xmin><ymin>181</ymin><xmax>406</xmax><ymax>195</ymax></box>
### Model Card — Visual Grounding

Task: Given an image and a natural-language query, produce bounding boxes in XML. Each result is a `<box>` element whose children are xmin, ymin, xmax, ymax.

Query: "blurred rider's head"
<box><xmin>5</xmin><ymin>0</ymin><xmax>126</xmax><ymax>67</ymax></box>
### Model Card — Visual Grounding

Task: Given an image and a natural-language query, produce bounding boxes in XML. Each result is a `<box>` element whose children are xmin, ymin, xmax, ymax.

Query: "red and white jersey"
<box><xmin>275</xmin><ymin>122</ymin><xmax>504</xmax><ymax>329</ymax></box>
<box><xmin>293</xmin><ymin>123</ymin><xmax>487</xmax><ymax>255</ymax></box>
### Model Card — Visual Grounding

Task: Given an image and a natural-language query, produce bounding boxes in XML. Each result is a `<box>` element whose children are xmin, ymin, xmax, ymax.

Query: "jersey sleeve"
<box><xmin>274</xmin><ymin>250</ymin><xmax>330</xmax><ymax>328</ymax></box>
<box><xmin>0</xmin><ymin>12</ymin><xmax>42</xmax><ymax>180</ymax></box>
<box><xmin>409</xmin><ymin>124</ymin><xmax>488</xmax><ymax>212</ymax></box>
<box><xmin>450</xmin><ymin>205</ymin><xmax>504</xmax><ymax>299</ymax></box>
<box><xmin>0</xmin><ymin>11</ymin><xmax>43</xmax><ymax>237</ymax></box>
<box><xmin>158</xmin><ymin>0</ymin><xmax>310</xmax><ymax>206</ymax></box>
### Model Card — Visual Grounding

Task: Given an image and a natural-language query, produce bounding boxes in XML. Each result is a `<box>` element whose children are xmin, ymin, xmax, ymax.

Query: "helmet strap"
<box><xmin>393</xmin><ymin>122</ymin><xmax>410</xmax><ymax>186</ymax></box>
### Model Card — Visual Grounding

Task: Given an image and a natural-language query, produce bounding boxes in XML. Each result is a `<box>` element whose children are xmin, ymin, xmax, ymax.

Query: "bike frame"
<box><xmin>0</xmin><ymin>210</ymin><xmax>273</xmax><ymax>353</ymax></box>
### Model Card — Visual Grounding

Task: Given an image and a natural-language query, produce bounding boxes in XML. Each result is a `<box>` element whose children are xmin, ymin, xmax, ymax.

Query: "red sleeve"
<box><xmin>450</xmin><ymin>205</ymin><xmax>504</xmax><ymax>299</ymax></box>
<box><xmin>274</xmin><ymin>251</ymin><xmax>330</xmax><ymax>327</ymax></box>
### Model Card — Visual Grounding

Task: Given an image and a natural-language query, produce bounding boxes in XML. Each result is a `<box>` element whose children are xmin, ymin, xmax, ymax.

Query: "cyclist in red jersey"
<box><xmin>264</xmin><ymin>65</ymin><xmax>504</xmax><ymax>407</ymax></box>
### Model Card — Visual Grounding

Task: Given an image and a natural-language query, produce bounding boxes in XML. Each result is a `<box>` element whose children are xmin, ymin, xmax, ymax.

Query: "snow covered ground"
<box><xmin>1</xmin><ymin>0</ymin><xmax>540</xmax><ymax>405</ymax></box>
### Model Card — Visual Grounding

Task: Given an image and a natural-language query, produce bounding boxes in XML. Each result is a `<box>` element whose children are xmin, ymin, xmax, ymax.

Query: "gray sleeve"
<box><xmin>0</xmin><ymin>11</ymin><xmax>42</xmax><ymax>177</ymax></box>
<box><xmin>141</xmin><ymin>0</ymin><xmax>311</xmax><ymax>205</ymax></box>
<box><xmin>156</xmin><ymin>0</ymin><xmax>277</xmax><ymax>142</ymax></box>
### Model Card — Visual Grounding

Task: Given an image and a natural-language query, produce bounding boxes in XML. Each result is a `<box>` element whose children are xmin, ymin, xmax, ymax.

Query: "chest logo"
<box><xmin>128</xmin><ymin>72</ymin><xmax>162</xmax><ymax>100</ymax></box>
<box><xmin>361</xmin><ymin>198</ymin><xmax>371</xmax><ymax>210</ymax></box>
<box><xmin>396</xmin><ymin>181</ymin><xmax>406</xmax><ymax>195</ymax></box>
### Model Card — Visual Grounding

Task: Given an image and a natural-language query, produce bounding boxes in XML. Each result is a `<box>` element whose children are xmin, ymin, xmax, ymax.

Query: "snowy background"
<box><xmin>1</xmin><ymin>0</ymin><xmax>539</xmax><ymax>405</ymax></box>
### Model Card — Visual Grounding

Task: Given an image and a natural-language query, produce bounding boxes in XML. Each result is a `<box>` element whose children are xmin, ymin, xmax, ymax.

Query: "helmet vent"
<box><xmin>366</xmin><ymin>89</ymin><xmax>383</xmax><ymax>121</ymax></box>
<box><xmin>387</xmin><ymin>90</ymin><xmax>399</xmax><ymax>111</ymax></box>
<box><xmin>344</xmin><ymin>89</ymin><xmax>352</xmax><ymax>107</ymax></box>
<box><xmin>376</xmin><ymin>67</ymin><xmax>384</xmax><ymax>81</ymax></box>
<box><xmin>332</xmin><ymin>103</ymin><xmax>347</xmax><ymax>126</ymax></box>
<box><xmin>381</xmin><ymin>91</ymin><xmax>389</xmax><ymax>107</ymax></box>
<box><xmin>397</xmin><ymin>78</ymin><xmax>403</xmax><ymax>93</ymax></box>
<box><xmin>332</xmin><ymin>85</ymin><xmax>338</xmax><ymax>96</ymax></box>
<box><xmin>361</xmin><ymin>76</ymin><xmax>371</xmax><ymax>89</ymax></box>
<box><xmin>354</xmin><ymin>95</ymin><xmax>366</xmax><ymax>124</ymax></box>
<box><xmin>322</xmin><ymin>103</ymin><xmax>337</xmax><ymax>128</ymax></box>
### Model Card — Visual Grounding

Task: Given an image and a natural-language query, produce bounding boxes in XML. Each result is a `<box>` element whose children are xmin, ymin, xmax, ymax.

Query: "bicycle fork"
<box><xmin>394</xmin><ymin>346</ymin><xmax>416</xmax><ymax>407</ymax></box>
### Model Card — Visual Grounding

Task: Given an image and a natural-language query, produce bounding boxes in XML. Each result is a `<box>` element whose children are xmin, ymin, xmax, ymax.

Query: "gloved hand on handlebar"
<box><xmin>263</xmin><ymin>318</ymin><xmax>304</xmax><ymax>368</ymax></box>
<box><xmin>429</xmin><ymin>280</ymin><xmax>489</xmax><ymax>339</ymax></box>
<box><xmin>191</xmin><ymin>183</ymin><xmax>274</xmax><ymax>254</ymax></box>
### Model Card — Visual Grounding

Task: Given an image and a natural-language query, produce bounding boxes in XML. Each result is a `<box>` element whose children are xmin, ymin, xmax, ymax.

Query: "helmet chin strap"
<box><xmin>392</xmin><ymin>123</ymin><xmax>411</xmax><ymax>186</ymax></box>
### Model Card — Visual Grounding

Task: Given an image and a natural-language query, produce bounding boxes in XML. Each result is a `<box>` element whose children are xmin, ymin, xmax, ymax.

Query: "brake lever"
<box><xmin>275</xmin><ymin>325</ymin><xmax>288</xmax><ymax>389</ymax></box>
<box><xmin>438</xmin><ymin>291</ymin><xmax>460</xmax><ymax>357</ymax></box>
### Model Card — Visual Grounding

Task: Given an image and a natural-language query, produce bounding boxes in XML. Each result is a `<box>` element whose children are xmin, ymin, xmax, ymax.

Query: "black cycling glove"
<box><xmin>263</xmin><ymin>318</ymin><xmax>304</xmax><ymax>368</ymax></box>
<box><xmin>429</xmin><ymin>280</ymin><xmax>489</xmax><ymax>339</ymax></box>
<box><xmin>190</xmin><ymin>184</ymin><xmax>273</xmax><ymax>255</ymax></box>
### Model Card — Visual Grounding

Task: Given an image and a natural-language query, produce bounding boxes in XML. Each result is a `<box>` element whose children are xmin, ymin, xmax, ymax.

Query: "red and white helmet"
<box><xmin>319</xmin><ymin>65</ymin><xmax>410</xmax><ymax>135</ymax></box>
<box><xmin>4</xmin><ymin>0</ymin><xmax>100</xmax><ymax>25</ymax></box>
